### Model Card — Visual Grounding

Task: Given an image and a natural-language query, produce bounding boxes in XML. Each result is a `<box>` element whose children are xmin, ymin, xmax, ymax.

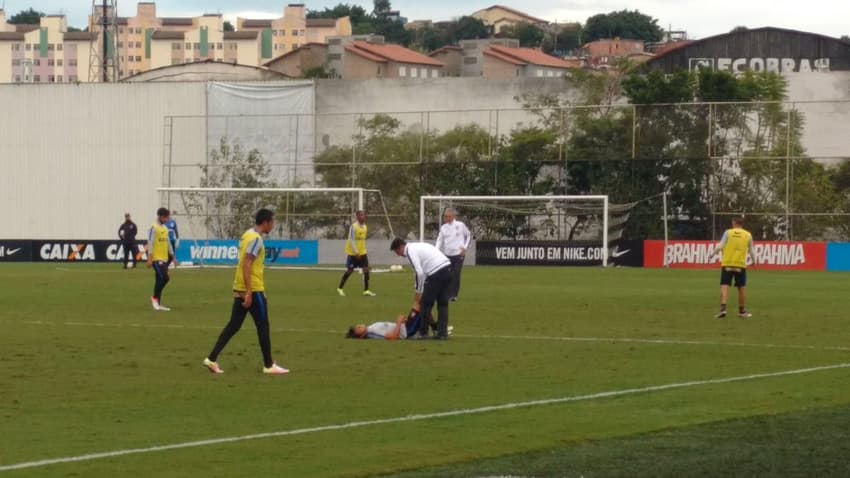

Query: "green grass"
<box><xmin>1</xmin><ymin>265</ymin><xmax>849</xmax><ymax>477</ymax></box>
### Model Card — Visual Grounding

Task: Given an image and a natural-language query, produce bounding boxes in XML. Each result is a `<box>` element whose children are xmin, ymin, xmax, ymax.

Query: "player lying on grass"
<box><xmin>346</xmin><ymin>308</ymin><xmax>450</xmax><ymax>340</ymax></box>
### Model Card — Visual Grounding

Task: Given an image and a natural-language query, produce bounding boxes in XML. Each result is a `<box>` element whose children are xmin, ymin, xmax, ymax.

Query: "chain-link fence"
<box><xmin>162</xmin><ymin>100</ymin><xmax>850</xmax><ymax>241</ymax></box>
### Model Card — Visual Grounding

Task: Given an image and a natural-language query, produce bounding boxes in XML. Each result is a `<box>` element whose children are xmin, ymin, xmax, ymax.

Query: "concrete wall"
<box><xmin>0</xmin><ymin>82</ymin><xmax>206</xmax><ymax>239</ymax></box>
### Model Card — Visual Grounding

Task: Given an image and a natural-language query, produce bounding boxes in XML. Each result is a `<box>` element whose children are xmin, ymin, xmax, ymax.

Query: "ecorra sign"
<box><xmin>644</xmin><ymin>240</ymin><xmax>826</xmax><ymax>271</ymax></box>
<box><xmin>689</xmin><ymin>57</ymin><xmax>831</xmax><ymax>73</ymax></box>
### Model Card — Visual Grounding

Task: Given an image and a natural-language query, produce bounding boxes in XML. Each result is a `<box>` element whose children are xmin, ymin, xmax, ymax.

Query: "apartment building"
<box><xmin>430</xmin><ymin>38</ymin><xmax>520</xmax><ymax>77</ymax></box>
<box><xmin>326</xmin><ymin>35</ymin><xmax>444</xmax><ymax>79</ymax></box>
<box><xmin>0</xmin><ymin>12</ymin><xmax>95</xmax><ymax>83</ymax></box>
<box><xmin>237</xmin><ymin>4</ymin><xmax>352</xmax><ymax>57</ymax></box>
<box><xmin>471</xmin><ymin>5</ymin><xmax>549</xmax><ymax>34</ymax></box>
<box><xmin>582</xmin><ymin>38</ymin><xmax>647</xmax><ymax>68</ymax></box>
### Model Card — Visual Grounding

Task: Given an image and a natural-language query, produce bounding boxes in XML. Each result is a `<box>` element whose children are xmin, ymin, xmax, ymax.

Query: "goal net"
<box><xmin>420</xmin><ymin>195</ymin><xmax>640</xmax><ymax>267</ymax></box>
<box><xmin>157</xmin><ymin>187</ymin><xmax>394</xmax><ymax>268</ymax></box>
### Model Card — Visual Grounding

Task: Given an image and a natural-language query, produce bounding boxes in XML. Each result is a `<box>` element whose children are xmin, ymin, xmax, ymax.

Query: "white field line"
<box><xmin>2</xmin><ymin>362</ymin><xmax>849</xmax><ymax>472</ymax></box>
<box><xmin>4</xmin><ymin>319</ymin><xmax>850</xmax><ymax>353</ymax></box>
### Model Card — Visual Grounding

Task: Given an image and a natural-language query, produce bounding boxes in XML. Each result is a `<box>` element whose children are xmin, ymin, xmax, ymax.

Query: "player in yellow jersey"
<box><xmin>203</xmin><ymin>209</ymin><xmax>288</xmax><ymax>375</ymax></box>
<box><xmin>337</xmin><ymin>210</ymin><xmax>376</xmax><ymax>297</ymax></box>
<box><xmin>712</xmin><ymin>216</ymin><xmax>757</xmax><ymax>319</ymax></box>
<box><xmin>146</xmin><ymin>208</ymin><xmax>175</xmax><ymax>311</ymax></box>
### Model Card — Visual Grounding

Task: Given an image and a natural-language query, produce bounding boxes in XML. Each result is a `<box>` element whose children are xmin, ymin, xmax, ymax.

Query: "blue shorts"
<box><xmin>720</xmin><ymin>267</ymin><xmax>747</xmax><ymax>288</ymax></box>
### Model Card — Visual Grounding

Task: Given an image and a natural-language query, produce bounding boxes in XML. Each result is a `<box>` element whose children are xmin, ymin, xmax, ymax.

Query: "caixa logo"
<box><xmin>106</xmin><ymin>244</ymin><xmax>147</xmax><ymax>262</ymax></box>
<box><xmin>40</xmin><ymin>243</ymin><xmax>96</xmax><ymax>261</ymax></box>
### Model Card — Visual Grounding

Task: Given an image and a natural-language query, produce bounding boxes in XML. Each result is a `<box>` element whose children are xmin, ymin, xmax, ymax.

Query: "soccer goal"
<box><xmin>156</xmin><ymin>187</ymin><xmax>394</xmax><ymax>268</ymax></box>
<box><xmin>420</xmin><ymin>195</ymin><xmax>645</xmax><ymax>267</ymax></box>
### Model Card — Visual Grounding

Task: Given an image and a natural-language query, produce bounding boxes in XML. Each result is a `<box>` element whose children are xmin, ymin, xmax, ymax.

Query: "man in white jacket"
<box><xmin>435</xmin><ymin>208</ymin><xmax>471</xmax><ymax>301</ymax></box>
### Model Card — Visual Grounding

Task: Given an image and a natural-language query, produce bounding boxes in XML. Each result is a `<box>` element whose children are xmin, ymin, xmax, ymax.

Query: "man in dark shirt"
<box><xmin>118</xmin><ymin>213</ymin><xmax>138</xmax><ymax>269</ymax></box>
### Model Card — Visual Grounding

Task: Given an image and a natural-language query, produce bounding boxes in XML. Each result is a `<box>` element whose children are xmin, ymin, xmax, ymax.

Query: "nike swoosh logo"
<box><xmin>6</xmin><ymin>248</ymin><xmax>21</xmax><ymax>256</ymax></box>
<box><xmin>611</xmin><ymin>248</ymin><xmax>630</xmax><ymax>258</ymax></box>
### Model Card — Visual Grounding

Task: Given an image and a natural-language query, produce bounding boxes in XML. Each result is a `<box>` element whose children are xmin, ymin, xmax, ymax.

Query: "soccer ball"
<box><xmin>390</xmin><ymin>264</ymin><xmax>403</xmax><ymax>272</ymax></box>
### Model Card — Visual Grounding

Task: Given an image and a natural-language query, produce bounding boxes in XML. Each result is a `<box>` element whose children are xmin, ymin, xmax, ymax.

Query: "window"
<box><xmin>48</xmin><ymin>59</ymin><xmax>54</xmax><ymax>66</ymax></box>
<box><xmin>193</xmin><ymin>43</ymin><xmax>200</xmax><ymax>49</ymax></box>
<box><xmin>57</xmin><ymin>75</ymin><xmax>63</xmax><ymax>82</ymax></box>
<box><xmin>463</xmin><ymin>42</ymin><xmax>477</xmax><ymax>49</ymax></box>
<box><xmin>57</xmin><ymin>44</ymin><xmax>63</xmax><ymax>51</ymax></box>
<box><xmin>172</xmin><ymin>42</ymin><xmax>181</xmax><ymax>50</ymax></box>
<box><xmin>12</xmin><ymin>59</ymin><xmax>20</xmax><ymax>66</ymax></box>
<box><xmin>185</xmin><ymin>43</ymin><xmax>191</xmax><ymax>50</ymax></box>
<box><xmin>536</xmin><ymin>69</ymin><xmax>544</xmax><ymax>77</ymax></box>
<box><xmin>13</xmin><ymin>43</ymin><xmax>21</xmax><ymax>51</ymax></box>
<box><xmin>136</xmin><ymin>56</ymin><xmax>141</xmax><ymax>62</ymax></box>
<box><xmin>135</xmin><ymin>42</ymin><xmax>142</xmax><ymax>48</ymax></box>
<box><xmin>57</xmin><ymin>59</ymin><xmax>63</xmax><ymax>66</ymax></box>
<box><xmin>328</xmin><ymin>53</ymin><xmax>341</xmax><ymax>60</ymax></box>
<box><xmin>293</xmin><ymin>43</ymin><xmax>299</xmax><ymax>49</ymax></box>
<box><xmin>48</xmin><ymin>44</ymin><xmax>54</xmax><ymax>51</ymax></box>
<box><xmin>33</xmin><ymin>75</ymin><xmax>40</xmax><ymax>82</ymax></box>
<box><xmin>69</xmin><ymin>75</ymin><xmax>76</xmax><ymax>82</ymax></box>
<box><xmin>118</xmin><ymin>41</ymin><xmax>123</xmax><ymax>48</ymax></box>
<box><xmin>299</xmin><ymin>29</ymin><xmax>305</xmax><ymax>36</ymax></box>
<box><xmin>119</xmin><ymin>27</ymin><xmax>123</xmax><ymax>34</ymax></box>
<box><xmin>291</xmin><ymin>29</ymin><xmax>298</xmax><ymax>36</ymax></box>
<box><xmin>377</xmin><ymin>66</ymin><xmax>382</xmax><ymax>76</ymax></box>
<box><xmin>431</xmin><ymin>69</ymin><xmax>439</xmax><ymax>78</ymax></box>
<box><xmin>399</xmin><ymin>66</ymin><xmax>406</xmax><ymax>77</ymax></box>
<box><xmin>34</xmin><ymin>59</ymin><xmax>40</xmax><ymax>66</ymax></box>
<box><xmin>463</xmin><ymin>57</ymin><xmax>477</xmax><ymax>64</ymax></box>
<box><xmin>273</xmin><ymin>30</ymin><xmax>278</xmax><ymax>36</ymax></box>
<box><xmin>48</xmin><ymin>75</ymin><xmax>55</xmax><ymax>82</ymax></box>
<box><xmin>135</xmin><ymin>27</ymin><xmax>142</xmax><ymax>34</ymax></box>
<box><xmin>420</xmin><ymin>68</ymin><xmax>427</xmax><ymax>78</ymax></box>
<box><xmin>274</xmin><ymin>44</ymin><xmax>278</xmax><ymax>51</ymax></box>
<box><xmin>15</xmin><ymin>75</ymin><xmax>21</xmax><ymax>82</ymax></box>
<box><xmin>31</xmin><ymin>43</ymin><xmax>38</xmax><ymax>50</ymax></box>
<box><xmin>25</xmin><ymin>44</ymin><xmax>31</xmax><ymax>50</ymax></box>
<box><xmin>69</xmin><ymin>59</ymin><xmax>77</xmax><ymax>66</ymax></box>
<box><xmin>410</xmin><ymin>67</ymin><xmax>418</xmax><ymax>78</ymax></box>
<box><xmin>328</xmin><ymin>38</ymin><xmax>341</xmax><ymax>45</ymax></box>
<box><xmin>216</xmin><ymin>43</ymin><xmax>222</xmax><ymax>50</ymax></box>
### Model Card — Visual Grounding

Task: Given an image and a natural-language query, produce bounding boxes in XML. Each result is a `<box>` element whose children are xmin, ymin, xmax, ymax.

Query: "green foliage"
<box><xmin>307</xmin><ymin>3</ymin><xmax>369</xmax><ymax>24</ymax></box>
<box><xmin>497</xmin><ymin>22</ymin><xmax>545</xmax><ymax>47</ymax></box>
<box><xmin>301</xmin><ymin>65</ymin><xmax>332</xmax><ymax>79</ymax></box>
<box><xmin>186</xmin><ymin>137</ymin><xmax>279</xmax><ymax>239</ymax></box>
<box><xmin>8</xmin><ymin>7</ymin><xmax>44</xmax><ymax>24</ymax></box>
<box><xmin>583</xmin><ymin>9</ymin><xmax>663</xmax><ymax>43</ymax></box>
<box><xmin>542</xmin><ymin>24</ymin><xmax>582</xmax><ymax>54</ymax></box>
<box><xmin>223</xmin><ymin>21</ymin><xmax>235</xmax><ymax>32</ymax></box>
<box><xmin>413</xmin><ymin>17</ymin><xmax>489</xmax><ymax>52</ymax></box>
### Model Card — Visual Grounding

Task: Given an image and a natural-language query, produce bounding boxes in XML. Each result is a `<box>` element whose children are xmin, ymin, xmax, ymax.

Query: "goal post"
<box><xmin>420</xmin><ymin>195</ymin><xmax>611</xmax><ymax>266</ymax></box>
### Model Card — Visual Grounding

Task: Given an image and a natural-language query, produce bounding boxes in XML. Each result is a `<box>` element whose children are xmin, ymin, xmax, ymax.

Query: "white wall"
<box><xmin>0</xmin><ymin>82</ymin><xmax>206</xmax><ymax>239</ymax></box>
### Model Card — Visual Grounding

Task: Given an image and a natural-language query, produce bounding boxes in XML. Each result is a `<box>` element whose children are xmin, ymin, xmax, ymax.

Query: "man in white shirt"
<box><xmin>435</xmin><ymin>207</ymin><xmax>471</xmax><ymax>301</ymax></box>
<box><xmin>390</xmin><ymin>238</ymin><xmax>453</xmax><ymax>340</ymax></box>
<box><xmin>346</xmin><ymin>315</ymin><xmax>409</xmax><ymax>340</ymax></box>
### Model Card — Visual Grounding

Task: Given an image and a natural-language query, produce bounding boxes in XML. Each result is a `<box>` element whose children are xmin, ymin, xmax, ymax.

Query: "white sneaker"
<box><xmin>157</xmin><ymin>304</ymin><xmax>171</xmax><ymax>312</ymax></box>
<box><xmin>263</xmin><ymin>363</ymin><xmax>290</xmax><ymax>375</ymax></box>
<box><xmin>337</xmin><ymin>288</ymin><xmax>346</xmax><ymax>297</ymax></box>
<box><xmin>151</xmin><ymin>296</ymin><xmax>159</xmax><ymax>310</ymax></box>
<box><xmin>202</xmin><ymin>358</ymin><xmax>224</xmax><ymax>374</ymax></box>
<box><xmin>447</xmin><ymin>325</ymin><xmax>454</xmax><ymax>336</ymax></box>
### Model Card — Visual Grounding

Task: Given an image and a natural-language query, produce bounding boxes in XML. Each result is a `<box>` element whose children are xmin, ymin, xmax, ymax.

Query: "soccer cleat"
<box><xmin>157</xmin><ymin>304</ymin><xmax>171</xmax><ymax>312</ymax></box>
<box><xmin>202</xmin><ymin>358</ymin><xmax>223</xmax><ymax>374</ymax></box>
<box><xmin>447</xmin><ymin>325</ymin><xmax>454</xmax><ymax>336</ymax></box>
<box><xmin>263</xmin><ymin>363</ymin><xmax>290</xmax><ymax>375</ymax></box>
<box><xmin>337</xmin><ymin>288</ymin><xmax>346</xmax><ymax>297</ymax></box>
<box><xmin>363</xmin><ymin>290</ymin><xmax>377</xmax><ymax>297</ymax></box>
<box><xmin>738</xmin><ymin>311</ymin><xmax>753</xmax><ymax>318</ymax></box>
<box><xmin>714</xmin><ymin>310</ymin><xmax>727</xmax><ymax>319</ymax></box>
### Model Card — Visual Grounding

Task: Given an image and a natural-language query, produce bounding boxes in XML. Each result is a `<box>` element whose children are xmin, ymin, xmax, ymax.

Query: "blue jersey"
<box><xmin>165</xmin><ymin>219</ymin><xmax>179</xmax><ymax>242</ymax></box>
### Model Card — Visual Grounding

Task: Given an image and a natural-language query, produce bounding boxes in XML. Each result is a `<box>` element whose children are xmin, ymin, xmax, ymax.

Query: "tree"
<box><xmin>497</xmin><ymin>22</ymin><xmax>545</xmax><ymax>47</ymax></box>
<box><xmin>67</xmin><ymin>26</ymin><xmax>84</xmax><ymax>32</ymax></box>
<box><xmin>307</xmin><ymin>4</ymin><xmax>368</xmax><ymax>25</ymax></box>
<box><xmin>582</xmin><ymin>10</ymin><xmax>662</xmax><ymax>43</ymax></box>
<box><xmin>730</xmin><ymin>26</ymin><xmax>748</xmax><ymax>33</ymax></box>
<box><xmin>223</xmin><ymin>21</ymin><xmax>234</xmax><ymax>32</ymax></box>
<box><xmin>373</xmin><ymin>0</ymin><xmax>391</xmax><ymax>15</ymax></box>
<box><xmin>8</xmin><ymin>7</ymin><xmax>44</xmax><ymax>24</ymax></box>
<box><xmin>184</xmin><ymin>138</ymin><xmax>279</xmax><ymax>239</ymax></box>
<box><xmin>414</xmin><ymin>17</ymin><xmax>488</xmax><ymax>51</ymax></box>
<box><xmin>542</xmin><ymin>24</ymin><xmax>582</xmax><ymax>54</ymax></box>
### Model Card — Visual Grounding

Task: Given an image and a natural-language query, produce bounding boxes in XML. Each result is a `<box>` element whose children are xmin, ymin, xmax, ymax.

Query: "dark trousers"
<box><xmin>447</xmin><ymin>255</ymin><xmax>464</xmax><ymax>298</ymax></box>
<box><xmin>152</xmin><ymin>261</ymin><xmax>170</xmax><ymax>300</ymax></box>
<box><xmin>208</xmin><ymin>293</ymin><xmax>273</xmax><ymax>368</ymax></box>
<box><xmin>122</xmin><ymin>241</ymin><xmax>136</xmax><ymax>268</ymax></box>
<box><xmin>418</xmin><ymin>266</ymin><xmax>453</xmax><ymax>338</ymax></box>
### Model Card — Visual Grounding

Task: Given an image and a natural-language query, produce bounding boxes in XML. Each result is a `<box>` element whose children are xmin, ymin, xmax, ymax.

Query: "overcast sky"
<box><xmin>8</xmin><ymin>0</ymin><xmax>850</xmax><ymax>39</ymax></box>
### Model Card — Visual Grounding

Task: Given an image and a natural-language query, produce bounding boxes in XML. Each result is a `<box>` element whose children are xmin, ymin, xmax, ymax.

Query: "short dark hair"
<box><xmin>255</xmin><ymin>208</ymin><xmax>274</xmax><ymax>225</ymax></box>
<box><xmin>390</xmin><ymin>238</ymin><xmax>406</xmax><ymax>251</ymax></box>
<box><xmin>732</xmin><ymin>216</ymin><xmax>744</xmax><ymax>226</ymax></box>
<box><xmin>157</xmin><ymin>207</ymin><xmax>169</xmax><ymax>218</ymax></box>
<box><xmin>345</xmin><ymin>326</ymin><xmax>367</xmax><ymax>339</ymax></box>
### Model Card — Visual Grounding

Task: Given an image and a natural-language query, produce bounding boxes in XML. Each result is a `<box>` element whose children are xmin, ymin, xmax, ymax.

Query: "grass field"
<box><xmin>2</xmin><ymin>264</ymin><xmax>850</xmax><ymax>477</ymax></box>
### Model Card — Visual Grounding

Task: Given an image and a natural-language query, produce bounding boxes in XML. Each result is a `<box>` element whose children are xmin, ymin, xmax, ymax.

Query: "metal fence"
<box><xmin>162</xmin><ymin>100</ymin><xmax>850</xmax><ymax>241</ymax></box>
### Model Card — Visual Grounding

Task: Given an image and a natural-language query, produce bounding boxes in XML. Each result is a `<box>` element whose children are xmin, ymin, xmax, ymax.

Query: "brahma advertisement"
<box><xmin>644</xmin><ymin>240</ymin><xmax>827</xmax><ymax>270</ymax></box>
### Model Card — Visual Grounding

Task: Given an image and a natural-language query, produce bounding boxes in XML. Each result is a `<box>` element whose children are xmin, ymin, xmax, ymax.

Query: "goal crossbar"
<box><xmin>420</xmin><ymin>195</ymin><xmax>610</xmax><ymax>266</ymax></box>
<box><xmin>158</xmin><ymin>187</ymin><xmax>379</xmax><ymax>212</ymax></box>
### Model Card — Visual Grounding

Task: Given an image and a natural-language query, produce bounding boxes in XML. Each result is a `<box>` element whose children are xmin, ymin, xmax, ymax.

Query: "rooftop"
<box><xmin>485</xmin><ymin>45</ymin><xmax>576</xmax><ymax>69</ymax></box>
<box><xmin>347</xmin><ymin>41</ymin><xmax>444</xmax><ymax>66</ymax></box>
<box><xmin>473</xmin><ymin>5</ymin><xmax>548</xmax><ymax>24</ymax></box>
